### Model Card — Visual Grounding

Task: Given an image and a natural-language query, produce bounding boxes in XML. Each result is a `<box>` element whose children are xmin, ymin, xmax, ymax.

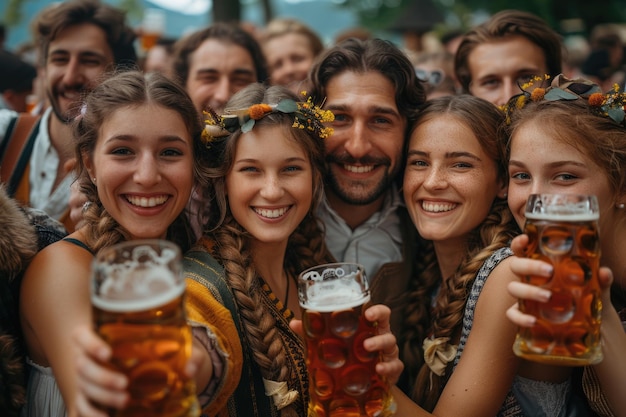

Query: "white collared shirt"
<box><xmin>317</xmin><ymin>185</ymin><xmax>404</xmax><ymax>280</ymax></box>
<box><xmin>28</xmin><ymin>108</ymin><xmax>74</xmax><ymax>220</ymax></box>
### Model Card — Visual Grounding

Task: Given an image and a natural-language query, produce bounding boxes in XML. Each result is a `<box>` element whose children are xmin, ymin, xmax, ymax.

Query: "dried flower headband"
<box><xmin>501</xmin><ymin>73</ymin><xmax>626</xmax><ymax>127</ymax></box>
<box><xmin>202</xmin><ymin>93</ymin><xmax>335</xmax><ymax>146</ymax></box>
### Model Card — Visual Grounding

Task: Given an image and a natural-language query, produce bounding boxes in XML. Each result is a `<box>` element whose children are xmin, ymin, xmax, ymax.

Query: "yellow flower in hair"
<box><xmin>515</xmin><ymin>95</ymin><xmax>527</xmax><ymax>109</ymax></box>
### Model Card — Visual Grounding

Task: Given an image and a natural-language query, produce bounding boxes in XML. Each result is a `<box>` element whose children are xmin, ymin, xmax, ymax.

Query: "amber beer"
<box><xmin>513</xmin><ymin>194</ymin><xmax>603</xmax><ymax>366</ymax></box>
<box><xmin>140</xmin><ymin>9</ymin><xmax>165</xmax><ymax>51</ymax></box>
<box><xmin>298</xmin><ymin>263</ymin><xmax>394</xmax><ymax>417</ymax></box>
<box><xmin>91</xmin><ymin>240</ymin><xmax>199</xmax><ymax>417</ymax></box>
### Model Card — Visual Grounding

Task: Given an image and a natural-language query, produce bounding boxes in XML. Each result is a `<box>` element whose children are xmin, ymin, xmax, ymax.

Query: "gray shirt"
<box><xmin>317</xmin><ymin>185</ymin><xmax>404</xmax><ymax>280</ymax></box>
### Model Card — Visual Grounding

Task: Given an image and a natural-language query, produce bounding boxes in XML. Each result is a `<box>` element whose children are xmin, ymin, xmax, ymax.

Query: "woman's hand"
<box><xmin>73</xmin><ymin>325</ymin><xmax>205</xmax><ymax>416</ymax></box>
<box><xmin>290</xmin><ymin>304</ymin><xmax>404</xmax><ymax>385</ymax></box>
<box><xmin>506</xmin><ymin>233</ymin><xmax>615</xmax><ymax>327</ymax></box>
<box><xmin>364</xmin><ymin>304</ymin><xmax>404</xmax><ymax>385</ymax></box>
<box><xmin>73</xmin><ymin>325</ymin><xmax>128</xmax><ymax>417</ymax></box>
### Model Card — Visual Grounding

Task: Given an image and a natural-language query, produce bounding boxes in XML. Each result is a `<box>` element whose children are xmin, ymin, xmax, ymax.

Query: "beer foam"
<box><xmin>93</xmin><ymin>257</ymin><xmax>183</xmax><ymax>312</ymax></box>
<box><xmin>93</xmin><ymin>280</ymin><xmax>184</xmax><ymax>312</ymax></box>
<box><xmin>526</xmin><ymin>212</ymin><xmax>599</xmax><ymax>222</ymax></box>
<box><xmin>301</xmin><ymin>284</ymin><xmax>370</xmax><ymax>312</ymax></box>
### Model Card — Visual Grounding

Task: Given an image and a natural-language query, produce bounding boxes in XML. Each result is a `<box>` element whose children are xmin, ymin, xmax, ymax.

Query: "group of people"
<box><xmin>0</xmin><ymin>1</ymin><xmax>624</xmax><ymax>417</ymax></box>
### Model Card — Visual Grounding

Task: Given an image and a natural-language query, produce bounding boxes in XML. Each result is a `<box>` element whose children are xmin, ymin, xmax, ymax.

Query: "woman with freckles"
<box><xmin>18</xmin><ymin>71</ymin><xmax>208</xmax><ymax>417</ymax></box>
<box><xmin>392</xmin><ymin>94</ymin><xmax>581</xmax><ymax>416</ymax></box>
<box><xmin>503</xmin><ymin>75</ymin><xmax>626</xmax><ymax>417</ymax></box>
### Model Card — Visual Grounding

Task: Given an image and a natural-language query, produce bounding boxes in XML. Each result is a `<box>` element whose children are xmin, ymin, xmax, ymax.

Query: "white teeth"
<box><xmin>126</xmin><ymin>195</ymin><xmax>168</xmax><ymax>207</ymax></box>
<box><xmin>422</xmin><ymin>201</ymin><xmax>457</xmax><ymax>213</ymax></box>
<box><xmin>254</xmin><ymin>207</ymin><xmax>289</xmax><ymax>218</ymax></box>
<box><xmin>344</xmin><ymin>164</ymin><xmax>374</xmax><ymax>173</ymax></box>
<box><xmin>63</xmin><ymin>92</ymin><xmax>80</xmax><ymax>100</ymax></box>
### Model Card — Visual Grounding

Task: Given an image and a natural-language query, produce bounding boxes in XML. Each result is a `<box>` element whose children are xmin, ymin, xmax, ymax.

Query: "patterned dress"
<box><xmin>453</xmin><ymin>247</ymin><xmax>573</xmax><ymax>417</ymax></box>
<box><xmin>184</xmin><ymin>240</ymin><xmax>309</xmax><ymax>417</ymax></box>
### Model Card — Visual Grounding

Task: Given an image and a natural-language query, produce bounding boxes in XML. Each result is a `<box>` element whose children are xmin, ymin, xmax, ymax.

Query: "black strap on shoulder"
<box><xmin>0</xmin><ymin>114</ymin><xmax>41</xmax><ymax>197</ymax></box>
<box><xmin>184</xmin><ymin>249</ymin><xmax>266</xmax><ymax>416</ymax></box>
<box><xmin>0</xmin><ymin>115</ymin><xmax>19</xmax><ymax>161</ymax></box>
<box><xmin>62</xmin><ymin>237</ymin><xmax>94</xmax><ymax>255</ymax></box>
<box><xmin>6</xmin><ymin>118</ymin><xmax>41</xmax><ymax>197</ymax></box>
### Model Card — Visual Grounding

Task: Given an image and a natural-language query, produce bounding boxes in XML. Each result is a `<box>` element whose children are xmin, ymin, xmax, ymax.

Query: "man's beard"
<box><xmin>48</xmin><ymin>89</ymin><xmax>85</xmax><ymax>124</ymax></box>
<box><xmin>324</xmin><ymin>153</ymin><xmax>398</xmax><ymax>205</ymax></box>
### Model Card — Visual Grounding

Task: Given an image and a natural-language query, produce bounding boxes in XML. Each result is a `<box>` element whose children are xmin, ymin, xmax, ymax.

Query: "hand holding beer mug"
<box><xmin>91</xmin><ymin>240</ymin><xmax>200</xmax><ymax>417</ymax></box>
<box><xmin>298</xmin><ymin>263</ymin><xmax>395</xmax><ymax>417</ymax></box>
<box><xmin>513</xmin><ymin>194</ymin><xmax>603</xmax><ymax>365</ymax></box>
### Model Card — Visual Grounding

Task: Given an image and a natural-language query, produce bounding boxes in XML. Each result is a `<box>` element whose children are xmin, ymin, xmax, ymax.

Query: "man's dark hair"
<box><xmin>32</xmin><ymin>0</ymin><xmax>137</xmax><ymax>67</ymax></box>
<box><xmin>454</xmin><ymin>10</ymin><xmax>562</xmax><ymax>93</ymax></box>
<box><xmin>308</xmin><ymin>38</ymin><xmax>425</xmax><ymax>126</ymax></box>
<box><xmin>171</xmin><ymin>22</ymin><xmax>267</xmax><ymax>86</ymax></box>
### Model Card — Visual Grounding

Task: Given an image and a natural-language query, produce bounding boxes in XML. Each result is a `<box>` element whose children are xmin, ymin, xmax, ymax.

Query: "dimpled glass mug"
<box><xmin>513</xmin><ymin>194</ymin><xmax>603</xmax><ymax>366</ymax></box>
<box><xmin>91</xmin><ymin>239</ymin><xmax>200</xmax><ymax>417</ymax></box>
<box><xmin>298</xmin><ymin>262</ymin><xmax>395</xmax><ymax>417</ymax></box>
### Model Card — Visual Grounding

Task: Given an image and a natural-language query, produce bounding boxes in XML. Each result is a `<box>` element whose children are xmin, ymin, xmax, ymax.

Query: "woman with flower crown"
<box><xmin>390</xmin><ymin>94</ymin><xmax>588</xmax><ymax>417</ymax></box>
<box><xmin>503</xmin><ymin>74</ymin><xmax>626</xmax><ymax>417</ymax></box>
<box><xmin>73</xmin><ymin>83</ymin><xmax>404</xmax><ymax>417</ymax></box>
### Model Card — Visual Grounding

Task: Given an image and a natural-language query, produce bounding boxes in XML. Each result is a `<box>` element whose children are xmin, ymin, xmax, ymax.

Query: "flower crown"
<box><xmin>201</xmin><ymin>93</ymin><xmax>334</xmax><ymax>145</ymax></box>
<box><xmin>502</xmin><ymin>73</ymin><xmax>626</xmax><ymax>127</ymax></box>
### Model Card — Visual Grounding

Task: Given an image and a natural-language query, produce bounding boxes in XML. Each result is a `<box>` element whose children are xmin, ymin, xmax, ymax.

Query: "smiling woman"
<box><xmin>18</xmin><ymin>70</ymin><xmax>208</xmax><ymax>417</ymax></box>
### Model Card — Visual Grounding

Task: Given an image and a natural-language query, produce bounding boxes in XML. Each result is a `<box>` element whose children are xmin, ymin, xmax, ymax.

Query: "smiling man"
<box><xmin>0</xmin><ymin>0</ymin><xmax>136</xmax><ymax>232</ymax></box>
<box><xmin>308</xmin><ymin>38</ymin><xmax>425</xmax><ymax>336</ymax></box>
<box><xmin>170</xmin><ymin>22</ymin><xmax>267</xmax><ymax>114</ymax></box>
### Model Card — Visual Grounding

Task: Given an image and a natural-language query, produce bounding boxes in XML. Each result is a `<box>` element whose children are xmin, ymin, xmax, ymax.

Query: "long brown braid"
<box><xmin>411</xmin><ymin>199</ymin><xmax>518</xmax><ymax>410</ymax></box>
<box><xmin>400</xmin><ymin>95</ymin><xmax>520</xmax><ymax>410</ymax></box>
<box><xmin>73</xmin><ymin>71</ymin><xmax>207</xmax><ymax>253</ymax></box>
<box><xmin>202</xmin><ymin>84</ymin><xmax>332</xmax><ymax>416</ymax></box>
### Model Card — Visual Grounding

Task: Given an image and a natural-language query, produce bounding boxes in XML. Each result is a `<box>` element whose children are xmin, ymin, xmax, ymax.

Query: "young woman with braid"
<box><xmin>72</xmin><ymin>83</ymin><xmax>404</xmax><ymax>417</ymax></box>
<box><xmin>392</xmin><ymin>94</ymin><xmax>585</xmax><ymax>416</ymax></box>
<box><xmin>503</xmin><ymin>75</ymin><xmax>626</xmax><ymax>417</ymax></box>
<box><xmin>18</xmin><ymin>70</ymin><xmax>208</xmax><ymax>417</ymax></box>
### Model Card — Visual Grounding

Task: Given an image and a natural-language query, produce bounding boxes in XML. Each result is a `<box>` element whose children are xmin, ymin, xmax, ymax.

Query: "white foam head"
<box><xmin>92</xmin><ymin>242</ymin><xmax>183</xmax><ymax>312</ymax></box>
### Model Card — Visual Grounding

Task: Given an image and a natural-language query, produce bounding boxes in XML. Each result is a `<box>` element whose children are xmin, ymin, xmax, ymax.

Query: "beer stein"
<box><xmin>298</xmin><ymin>263</ymin><xmax>395</xmax><ymax>417</ymax></box>
<box><xmin>513</xmin><ymin>194</ymin><xmax>603</xmax><ymax>365</ymax></box>
<box><xmin>91</xmin><ymin>240</ymin><xmax>200</xmax><ymax>417</ymax></box>
<box><xmin>140</xmin><ymin>8</ymin><xmax>165</xmax><ymax>51</ymax></box>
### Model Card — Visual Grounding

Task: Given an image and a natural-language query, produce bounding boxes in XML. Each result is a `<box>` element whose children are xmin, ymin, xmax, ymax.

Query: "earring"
<box><xmin>503</xmin><ymin>193</ymin><xmax>508</xmax><ymax>199</ymax></box>
<box><xmin>617</xmin><ymin>203</ymin><xmax>625</xmax><ymax>210</ymax></box>
<box><xmin>92</xmin><ymin>177</ymin><xmax>96</xmax><ymax>183</ymax></box>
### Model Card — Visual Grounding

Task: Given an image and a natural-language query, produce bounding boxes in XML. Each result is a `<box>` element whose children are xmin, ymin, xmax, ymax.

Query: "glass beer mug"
<box><xmin>298</xmin><ymin>263</ymin><xmax>395</xmax><ymax>417</ymax></box>
<box><xmin>512</xmin><ymin>194</ymin><xmax>603</xmax><ymax>366</ymax></box>
<box><xmin>91</xmin><ymin>240</ymin><xmax>200</xmax><ymax>417</ymax></box>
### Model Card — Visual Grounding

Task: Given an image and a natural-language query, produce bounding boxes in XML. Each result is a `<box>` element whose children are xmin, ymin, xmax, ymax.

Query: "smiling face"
<box><xmin>225</xmin><ymin>125</ymin><xmax>313</xmax><ymax>249</ymax></box>
<box><xmin>44</xmin><ymin>23</ymin><xmax>115</xmax><ymax>123</ymax></box>
<box><xmin>86</xmin><ymin>104</ymin><xmax>195</xmax><ymax>240</ymax></box>
<box><xmin>403</xmin><ymin>114</ymin><xmax>504</xmax><ymax>245</ymax></box>
<box><xmin>507</xmin><ymin>122</ymin><xmax>616</xmax><ymax>235</ymax></box>
<box><xmin>264</xmin><ymin>32</ymin><xmax>317</xmax><ymax>92</ymax></box>
<box><xmin>323</xmin><ymin>70</ymin><xmax>406</xmax><ymax>207</ymax></box>
<box><xmin>185</xmin><ymin>39</ymin><xmax>257</xmax><ymax>114</ymax></box>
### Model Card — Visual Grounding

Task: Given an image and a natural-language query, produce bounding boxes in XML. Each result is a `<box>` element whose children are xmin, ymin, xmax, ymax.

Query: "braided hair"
<box><xmin>203</xmin><ymin>83</ymin><xmax>334</xmax><ymax>416</ymax></box>
<box><xmin>400</xmin><ymin>95</ymin><xmax>519</xmax><ymax>409</ymax></box>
